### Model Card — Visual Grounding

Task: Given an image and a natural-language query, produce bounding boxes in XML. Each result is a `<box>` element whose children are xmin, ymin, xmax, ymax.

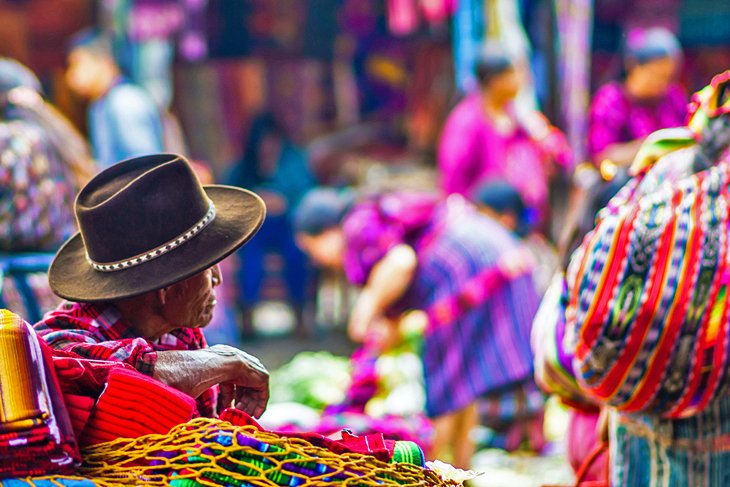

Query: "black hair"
<box><xmin>294</xmin><ymin>188</ymin><xmax>355</xmax><ymax>236</ymax></box>
<box><xmin>68</xmin><ymin>28</ymin><xmax>114</xmax><ymax>58</ymax></box>
<box><xmin>475</xmin><ymin>45</ymin><xmax>514</xmax><ymax>88</ymax></box>
<box><xmin>227</xmin><ymin>113</ymin><xmax>288</xmax><ymax>188</ymax></box>
<box><xmin>473</xmin><ymin>181</ymin><xmax>529</xmax><ymax>237</ymax></box>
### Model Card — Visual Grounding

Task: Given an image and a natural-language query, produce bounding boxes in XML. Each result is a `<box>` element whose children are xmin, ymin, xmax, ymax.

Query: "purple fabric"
<box><xmin>342</xmin><ymin>192</ymin><xmax>440</xmax><ymax>286</ymax></box>
<box><xmin>343</xmin><ymin>194</ymin><xmax>538</xmax><ymax>417</ymax></box>
<box><xmin>588</xmin><ymin>81</ymin><xmax>688</xmax><ymax>161</ymax></box>
<box><xmin>437</xmin><ymin>94</ymin><xmax>561</xmax><ymax>210</ymax></box>
<box><xmin>555</xmin><ymin>277</ymin><xmax>576</xmax><ymax>376</ymax></box>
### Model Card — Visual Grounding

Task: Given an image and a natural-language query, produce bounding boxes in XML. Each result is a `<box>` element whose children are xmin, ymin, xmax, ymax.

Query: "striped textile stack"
<box><xmin>0</xmin><ymin>310</ymin><xmax>78</xmax><ymax>477</ymax></box>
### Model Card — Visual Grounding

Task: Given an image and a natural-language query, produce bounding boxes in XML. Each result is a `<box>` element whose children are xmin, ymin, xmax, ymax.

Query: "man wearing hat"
<box><xmin>34</xmin><ymin>154</ymin><xmax>269</xmax><ymax>418</ymax></box>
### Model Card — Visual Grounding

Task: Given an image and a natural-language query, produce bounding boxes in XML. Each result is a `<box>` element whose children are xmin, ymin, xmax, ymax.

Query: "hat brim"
<box><xmin>49</xmin><ymin>185</ymin><xmax>265</xmax><ymax>302</ymax></box>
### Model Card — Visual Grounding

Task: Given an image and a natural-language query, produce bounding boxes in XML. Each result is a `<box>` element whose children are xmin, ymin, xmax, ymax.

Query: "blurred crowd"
<box><xmin>3</xmin><ymin>3</ymin><xmax>730</xmax><ymax>485</ymax></box>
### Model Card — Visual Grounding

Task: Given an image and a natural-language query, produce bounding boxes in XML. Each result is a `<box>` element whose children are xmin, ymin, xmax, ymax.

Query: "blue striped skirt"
<box><xmin>611</xmin><ymin>396</ymin><xmax>730</xmax><ymax>486</ymax></box>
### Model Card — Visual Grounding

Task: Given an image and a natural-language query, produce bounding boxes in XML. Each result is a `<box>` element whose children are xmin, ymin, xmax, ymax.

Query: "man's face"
<box><xmin>66</xmin><ymin>49</ymin><xmax>108</xmax><ymax>99</ymax></box>
<box><xmin>486</xmin><ymin>67</ymin><xmax>520</xmax><ymax>102</ymax></box>
<box><xmin>163</xmin><ymin>264</ymin><xmax>222</xmax><ymax>328</ymax></box>
<box><xmin>630</xmin><ymin>56</ymin><xmax>678</xmax><ymax>99</ymax></box>
<box><xmin>296</xmin><ymin>228</ymin><xmax>345</xmax><ymax>270</ymax></box>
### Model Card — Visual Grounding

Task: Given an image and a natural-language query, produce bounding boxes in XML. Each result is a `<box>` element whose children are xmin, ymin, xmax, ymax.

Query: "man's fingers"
<box><xmin>234</xmin><ymin>387</ymin><xmax>269</xmax><ymax>419</ymax></box>
<box><xmin>235</xmin><ymin>396</ymin><xmax>262</xmax><ymax>418</ymax></box>
<box><xmin>219</xmin><ymin>383</ymin><xmax>235</xmax><ymax>410</ymax></box>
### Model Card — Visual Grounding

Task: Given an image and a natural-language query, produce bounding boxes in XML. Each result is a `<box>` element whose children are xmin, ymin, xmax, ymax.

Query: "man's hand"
<box><xmin>153</xmin><ymin>345</ymin><xmax>270</xmax><ymax>418</ymax></box>
<box><xmin>210</xmin><ymin>345</ymin><xmax>269</xmax><ymax>418</ymax></box>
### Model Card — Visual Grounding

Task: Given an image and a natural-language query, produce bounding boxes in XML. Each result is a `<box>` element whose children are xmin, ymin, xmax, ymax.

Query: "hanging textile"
<box><xmin>556</xmin><ymin>0</ymin><xmax>594</xmax><ymax>165</ymax></box>
<box><xmin>179</xmin><ymin>0</ymin><xmax>209</xmax><ymax>62</ymax></box>
<box><xmin>420</xmin><ymin>0</ymin><xmax>456</xmax><ymax>24</ymax></box>
<box><xmin>387</xmin><ymin>0</ymin><xmax>420</xmax><ymax>36</ymax></box>
<box><xmin>485</xmin><ymin>0</ymin><xmax>538</xmax><ymax>112</ymax></box>
<box><xmin>100</xmin><ymin>0</ymin><xmax>206</xmax><ymax>111</ymax></box>
<box><xmin>451</xmin><ymin>0</ymin><xmax>485</xmax><ymax>92</ymax></box>
<box><xmin>387</xmin><ymin>0</ymin><xmax>455</xmax><ymax>36</ymax></box>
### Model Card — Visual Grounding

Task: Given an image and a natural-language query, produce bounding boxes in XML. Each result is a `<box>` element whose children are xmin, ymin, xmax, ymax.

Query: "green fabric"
<box><xmin>391</xmin><ymin>441</ymin><xmax>425</xmax><ymax>467</ymax></box>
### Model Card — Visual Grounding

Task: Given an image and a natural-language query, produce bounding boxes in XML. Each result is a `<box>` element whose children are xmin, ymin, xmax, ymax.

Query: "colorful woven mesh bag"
<box><xmin>567</xmin><ymin>71</ymin><xmax>730</xmax><ymax>419</ymax></box>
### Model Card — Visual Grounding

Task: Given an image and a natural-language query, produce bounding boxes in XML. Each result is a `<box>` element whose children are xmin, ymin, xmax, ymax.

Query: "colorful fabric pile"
<box><xmin>70</xmin><ymin>417</ymin><xmax>449</xmax><ymax>487</ymax></box>
<box><xmin>0</xmin><ymin>310</ymin><xmax>78</xmax><ymax>478</ymax></box>
<box><xmin>0</xmin><ymin>306</ymin><xmax>469</xmax><ymax>486</ymax></box>
<box><xmin>221</xmin><ymin>408</ymin><xmax>425</xmax><ymax>466</ymax></box>
<box><xmin>566</xmin><ymin>71</ymin><xmax>730</xmax><ymax>419</ymax></box>
<box><xmin>40</xmin><ymin>344</ymin><xmax>198</xmax><ymax>448</ymax></box>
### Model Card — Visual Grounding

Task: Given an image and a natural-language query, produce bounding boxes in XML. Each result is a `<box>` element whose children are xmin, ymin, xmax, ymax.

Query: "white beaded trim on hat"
<box><xmin>86</xmin><ymin>202</ymin><xmax>216</xmax><ymax>273</ymax></box>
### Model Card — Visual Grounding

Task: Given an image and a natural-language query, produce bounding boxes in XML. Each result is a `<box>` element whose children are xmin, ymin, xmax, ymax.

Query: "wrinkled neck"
<box><xmin>111</xmin><ymin>295</ymin><xmax>175</xmax><ymax>341</ymax></box>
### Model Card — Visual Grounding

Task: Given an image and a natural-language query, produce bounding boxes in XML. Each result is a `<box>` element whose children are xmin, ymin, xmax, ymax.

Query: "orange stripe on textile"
<box><xmin>621</xmin><ymin>187</ymin><xmax>705</xmax><ymax>413</ymax></box>
<box><xmin>592</xmin><ymin>194</ymin><xmax>677</xmax><ymax>400</ymax></box>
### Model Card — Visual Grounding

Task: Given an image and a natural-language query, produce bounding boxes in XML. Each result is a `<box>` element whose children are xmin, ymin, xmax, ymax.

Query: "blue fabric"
<box><xmin>237</xmin><ymin>213</ymin><xmax>309</xmax><ymax>305</ymax></box>
<box><xmin>0</xmin><ymin>252</ymin><xmax>55</xmax><ymax>323</ymax></box>
<box><xmin>228</xmin><ymin>136</ymin><xmax>315</xmax><ymax>307</ymax></box>
<box><xmin>396</xmin><ymin>207</ymin><xmax>538</xmax><ymax>417</ymax></box>
<box><xmin>452</xmin><ymin>0</ymin><xmax>485</xmax><ymax>93</ymax></box>
<box><xmin>612</xmin><ymin>396</ymin><xmax>730</xmax><ymax>486</ymax></box>
<box><xmin>2</xmin><ymin>480</ymin><xmax>96</xmax><ymax>486</ymax></box>
<box><xmin>89</xmin><ymin>79</ymin><xmax>164</xmax><ymax>168</ymax></box>
<box><xmin>0</xmin><ymin>253</ymin><xmax>55</xmax><ymax>274</ymax></box>
<box><xmin>266</xmin><ymin>144</ymin><xmax>316</xmax><ymax>209</ymax></box>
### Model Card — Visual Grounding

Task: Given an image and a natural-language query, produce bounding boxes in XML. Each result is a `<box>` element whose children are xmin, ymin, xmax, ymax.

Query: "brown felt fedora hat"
<box><xmin>49</xmin><ymin>153</ymin><xmax>265</xmax><ymax>302</ymax></box>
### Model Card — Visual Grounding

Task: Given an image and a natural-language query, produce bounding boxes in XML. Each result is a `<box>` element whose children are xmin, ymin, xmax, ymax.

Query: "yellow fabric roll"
<box><xmin>0</xmin><ymin>309</ymin><xmax>46</xmax><ymax>429</ymax></box>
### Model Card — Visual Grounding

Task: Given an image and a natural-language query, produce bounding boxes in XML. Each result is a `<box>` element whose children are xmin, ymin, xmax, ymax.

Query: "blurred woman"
<box><xmin>588</xmin><ymin>27</ymin><xmax>687</xmax><ymax>166</ymax></box>
<box><xmin>227</xmin><ymin>113</ymin><xmax>316</xmax><ymax>338</ymax></box>
<box><xmin>0</xmin><ymin>58</ymin><xmax>95</xmax><ymax>252</ymax></box>
<box><xmin>0</xmin><ymin>58</ymin><xmax>96</xmax><ymax>322</ymax></box>
<box><xmin>438</xmin><ymin>45</ymin><xmax>571</xmax><ymax>221</ymax></box>
<box><xmin>295</xmin><ymin>189</ymin><xmax>540</xmax><ymax>468</ymax></box>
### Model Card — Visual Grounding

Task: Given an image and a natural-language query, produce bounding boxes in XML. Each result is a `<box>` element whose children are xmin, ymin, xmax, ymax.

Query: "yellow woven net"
<box><xmin>25</xmin><ymin>418</ymin><xmax>453</xmax><ymax>487</ymax></box>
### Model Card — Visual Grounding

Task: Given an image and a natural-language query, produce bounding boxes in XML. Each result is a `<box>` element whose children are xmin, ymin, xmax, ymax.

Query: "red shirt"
<box><xmin>34</xmin><ymin>301</ymin><xmax>217</xmax><ymax>417</ymax></box>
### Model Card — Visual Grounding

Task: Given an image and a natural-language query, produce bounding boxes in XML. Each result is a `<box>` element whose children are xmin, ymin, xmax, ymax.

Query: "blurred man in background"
<box><xmin>66</xmin><ymin>30</ymin><xmax>164</xmax><ymax>168</ymax></box>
